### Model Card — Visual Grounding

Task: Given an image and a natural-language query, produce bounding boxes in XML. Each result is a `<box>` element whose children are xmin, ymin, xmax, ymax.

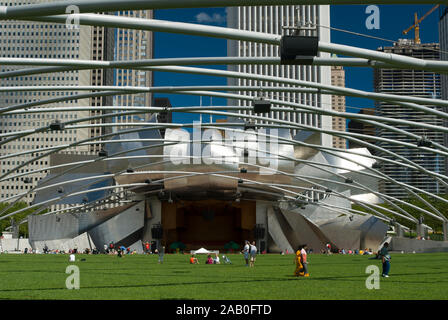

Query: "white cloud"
<box><xmin>194</xmin><ymin>12</ymin><xmax>226</xmax><ymax>25</ymax></box>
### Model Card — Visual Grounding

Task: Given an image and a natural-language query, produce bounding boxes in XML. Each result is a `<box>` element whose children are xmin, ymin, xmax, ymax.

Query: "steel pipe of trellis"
<box><xmin>0</xmin><ymin>166</ymin><xmax>417</xmax><ymax>226</ymax></box>
<box><xmin>0</xmin><ymin>56</ymin><xmax>427</xmax><ymax>71</ymax></box>
<box><xmin>1</xmin><ymin>122</ymin><xmax>445</xmax><ymax>222</ymax></box>
<box><xmin>1</xmin><ymin>13</ymin><xmax>447</xmax><ymax>93</ymax></box>
<box><xmin>16</xmin><ymin>186</ymin><xmax>390</xmax><ymax>232</ymax></box>
<box><xmin>0</xmin><ymin>0</ymin><xmax>440</xmax><ymax>21</ymax></box>
<box><xmin>12</xmin><ymin>14</ymin><xmax>448</xmax><ymax>75</ymax></box>
<box><xmin>3</xmin><ymin>104</ymin><xmax>448</xmax><ymax>162</ymax></box>
<box><xmin>2</xmin><ymin>108</ymin><xmax>448</xmax><ymax>189</ymax></box>
<box><xmin>3</xmin><ymin>101</ymin><xmax>448</xmax><ymax>218</ymax></box>
<box><xmin>0</xmin><ymin>118</ymin><xmax>438</xmax><ymax>220</ymax></box>
<box><xmin>0</xmin><ymin>152</ymin><xmax>396</xmax><ymax>221</ymax></box>
<box><xmin>2</xmin><ymin>106</ymin><xmax>448</xmax><ymax>211</ymax></box>
<box><xmin>1</xmin><ymin>78</ymin><xmax>448</xmax><ymax>112</ymax></box>
<box><xmin>145</xmin><ymin>65</ymin><xmax>448</xmax><ymax>120</ymax></box>
<box><xmin>2</xmin><ymin>84</ymin><xmax>448</xmax><ymax>140</ymax></box>
<box><xmin>0</xmin><ymin>154</ymin><xmax>439</xmax><ymax>225</ymax></box>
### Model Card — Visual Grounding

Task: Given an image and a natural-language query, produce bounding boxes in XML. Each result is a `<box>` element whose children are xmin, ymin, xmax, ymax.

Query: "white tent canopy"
<box><xmin>191</xmin><ymin>247</ymin><xmax>219</xmax><ymax>254</ymax></box>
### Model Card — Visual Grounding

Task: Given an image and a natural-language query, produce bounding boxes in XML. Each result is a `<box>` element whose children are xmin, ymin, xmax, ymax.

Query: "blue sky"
<box><xmin>153</xmin><ymin>5</ymin><xmax>442</xmax><ymax>122</ymax></box>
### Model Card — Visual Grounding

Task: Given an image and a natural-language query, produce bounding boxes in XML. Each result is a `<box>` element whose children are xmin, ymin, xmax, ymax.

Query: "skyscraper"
<box><xmin>438</xmin><ymin>5</ymin><xmax>448</xmax><ymax>177</ymax></box>
<box><xmin>0</xmin><ymin>0</ymin><xmax>92</xmax><ymax>205</ymax></box>
<box><xmin>112</xmin><ymin>10</ymin><xmax>153</xmax><ymax>128</ymax></box>
<box><xmin>227</xmin><ymin>5</ymin><xmax>332</xmax><ymax>146</ymax></box>
<box><xmin>0</xmin><ymin>1</ymin><xmax>153</xmax><ymax>205</ymax></box>
<box><xmin>331</xmin><ymin>65</ymin><xmax>346</xmax><ymax>149</ymax></box>
<box><xmin>347</xmin><ymin>108</ymin><xmax>376</xmax><ymax>154</ymax></box>
<box><xmin>374</xmin><ymin>39</ymin><xmax>444</xmax><ymax>198</ymax></box>
<box><xmin>90</xmin><ymin>10</ymin><xmax>154</xmax><ymax>150</ymax></box>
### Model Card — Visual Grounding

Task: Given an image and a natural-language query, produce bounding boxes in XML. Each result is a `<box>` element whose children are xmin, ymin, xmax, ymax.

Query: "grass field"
<box><xmin>0</xmin><ymin>252</ymin><xmax>447</xmax><ymax>300</ymax></box>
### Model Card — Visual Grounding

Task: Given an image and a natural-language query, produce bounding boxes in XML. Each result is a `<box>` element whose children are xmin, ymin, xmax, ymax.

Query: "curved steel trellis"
<box><xmin>0</xmin><ymin>1</ymin><xmax>447</xmax><ymax>240</ymax></box>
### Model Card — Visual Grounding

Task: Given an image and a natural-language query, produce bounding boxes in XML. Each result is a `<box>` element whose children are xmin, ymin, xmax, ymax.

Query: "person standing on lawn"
<box><xmin>378</xmin><ymin>242</ymin><xmax>391</xmax><ymax>277</ymax></box>
<box><xmin>158</xmin><ymin>245</ymin><xmax>165</xmax><ymax>264</ymax></box>
<box><xmin>301</xmin><ymin>244</ymin><xmax>310</xmax><ymax>277</ymax></box>
<box><xmin>242</xmin><ymin>240</ymin><xmax>250</xmax><ymax>267</ymax></box>
<box><xmin>294</xmin><ymin>245</ymin><xmax>304</xmax><ymax>277</ymax></box>
<box><xmin>249</xmin><ymin>241</ymin><xmax>257</xmax><ymax>267</ymax></box>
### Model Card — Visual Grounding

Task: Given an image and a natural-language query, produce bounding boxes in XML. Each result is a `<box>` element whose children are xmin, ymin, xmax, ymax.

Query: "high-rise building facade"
<box><xmin>90</xmin><ymin>10</ymin><xmax>154</xmax><ymax>150</ymax></box>
<box><xmin>439</xmin><ymin>6</ymin><xmax>448</xmax><ymax>101</ymax></box>
<box><xmin>0</xmin><ymin>0</ymin><xmax>92</xmax><ymax>205</ymax></box>
<box><xmin>438</xmin><ymin>5</ymin><xmax>448</xmax><ymax>177</ymax></box>
<box><xmin>374</xmin><ymin>39</ymin><xmax>444</xmax><ymax>198</ymax></box>
<box><xmin>112</xmin><ymin>10</ymin><xmax>153</xmax><ymax>130</ymax></box>
<box><xmin>0</xmin><ymin>1</ymin><xmax>153</xmax><ymax>205</ymax></box>
<box><xmin>227</xmin><ymin>5</ymin><xmax>332</xmax><ymax>146</ymax></box>
<box><xmin>331</xmin><ymin>65</ymin><xmax>346</xmax><ymax>149</ymax></box>
<box><xmin>347</xmin><ymin>108</ymin><xmax>376</xmax><ymax>154</ymax></box>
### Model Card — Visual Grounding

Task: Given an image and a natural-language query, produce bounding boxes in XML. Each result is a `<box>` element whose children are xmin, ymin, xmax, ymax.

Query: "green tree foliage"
<box><xmin>352</xmin><ymin>194</ymin><xmax>448</xmax><ymax>232</ymax></box>
<box><xmin>0</xmin><ymin>202</ymin><xmax>47</xmax><ymax>237</ymax></box>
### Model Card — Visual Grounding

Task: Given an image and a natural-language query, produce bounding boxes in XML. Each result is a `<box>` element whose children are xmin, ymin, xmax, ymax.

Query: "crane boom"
<box><xmin>402</xmin><ymin>4</ymin><xmax>440</xmax><ymax>44</ymax></box>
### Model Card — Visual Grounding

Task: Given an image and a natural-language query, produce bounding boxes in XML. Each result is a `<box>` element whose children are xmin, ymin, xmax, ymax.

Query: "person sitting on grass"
<box><xmin>205</xmin><ymin>254</ymin><xmax>213</xmax><ymax>264</ymax></box>
<box><xmin>213</xmin><ymin>253</ymin><xmax>220</xmax><ymax>264</ymax></box>
<box><xmin>190</xmin><ymin>254</ymin><xmax>199</xmax><ymax>264</ymax></box>
<box><xmin>222</xmin><ymin>255</ymin><xmax>232</xmax><ymax>264</ymax></box>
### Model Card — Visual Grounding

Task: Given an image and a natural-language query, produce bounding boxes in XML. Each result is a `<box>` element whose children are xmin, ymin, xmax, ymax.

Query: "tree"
<box><xmin>169</xmin><ymin>241</ymin><xmax>186</xmax><ymax>253</ymax></box>
<box><xmin>0</xmin><ymin>202</ymin><xmax>47</xmax><ymax>238</ymax></box>
<box><xmin>224</xmin><ymin>241</ymin><xmax>240</xmax><ymax>253</ymax></box>
<box><xmin>352</xmin><ymin>194</ymin><xmax>448</xmax><ymax>233</ymax></box>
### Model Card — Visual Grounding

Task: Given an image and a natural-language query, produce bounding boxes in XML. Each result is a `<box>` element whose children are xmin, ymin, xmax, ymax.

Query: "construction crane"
<box><xmin>403</xmin><ymin>5</ymin><xmax>439</xmax><ymax>44</ymax></box>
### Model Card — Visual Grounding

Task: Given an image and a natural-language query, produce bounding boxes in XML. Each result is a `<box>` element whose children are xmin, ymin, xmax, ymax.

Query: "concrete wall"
<box><xmin>267</xmin><ymin>206</ymin><xmax>293</xmax><ymax>253</ymax></box>
<box><xmin>28</xmin><ymin>202</ymin><xmax>144</xmax><ymax>251</ymax></box>
<box><xmin>390</xmin><ymin>237</ymin><xmax>448</xmax><ymax>253</ymax></box>
<box><xmin>317</xmin><ymin>214</ymin><xmax>388</xmax><ymax>251</ymax></box>
<box><xmin>88</xmin><ymin>201</ymin><xmax>144</xmax><ymax>249</ymax></box>
<box><xmin>29</xmin><ymin>213</ymin><xmax>79</xmax><ymax>241</ymax></box>
<box><xmin>0</xmin><ymin>238</ymin><xmax>31</xmax><ymax>252</ymax></box>
<box><xmin>256</xmin><ymin>201</ymin><xmax>268</xmax><ymax>252</ymax></box>
<box><xmin>281</xmin><ymin>209</ymin><xmax>329</xmax><ymax>253</ymax></box>
<box><xmin>142</xmin><ymin>197</ymin><xmax>162</xmax><ymax>243</ymax></box>
<box><xmin>32</xmin><ymin>232</ymin><xmax>95</xmax><ymax>252</ymax></box>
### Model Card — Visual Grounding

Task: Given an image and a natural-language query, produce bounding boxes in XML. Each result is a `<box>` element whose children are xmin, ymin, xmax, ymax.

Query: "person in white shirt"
<box><xmin>213</xmin><ymin>253</ymin><xmax>220</xmax><ymax>264</ymax></box>
<box><xmin>242</xmin><ymin>241</ymin><xmax>250</xmax><ymax>267</ymax></box>
<box><xmin>249</xmin><ymin>241</ymin><xmax>257</xmax><ymax>267</ymax></box>
<box><xmin>300</xmin><ymin>244</ymin><xmax>309</xmax><ymax>276</ymax></box>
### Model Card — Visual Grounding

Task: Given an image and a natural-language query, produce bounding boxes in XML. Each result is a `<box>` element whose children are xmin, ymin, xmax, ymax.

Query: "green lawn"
<box><xmin>0</xmin><ymin>252</ymin><xmax>447</xmax><ymax>300</ymax></box>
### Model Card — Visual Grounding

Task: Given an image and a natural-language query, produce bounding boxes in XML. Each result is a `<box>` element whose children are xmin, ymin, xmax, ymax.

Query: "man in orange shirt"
<box><xmin>190</xmin><ymin>254</ymin><xmax>199</xmax><ymax>264</ymax></box>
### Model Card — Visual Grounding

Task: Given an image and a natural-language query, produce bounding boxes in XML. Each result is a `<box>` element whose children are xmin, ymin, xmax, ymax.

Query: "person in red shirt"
<box><xmin>326</xmin><ymin>243</ymin><xmax>332</xmax><ymax>255</ymax></box>
<box><xmin>205</xmin><ymin>254</ymin><xmax>213</xmax><ymax>264</ymax></box>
